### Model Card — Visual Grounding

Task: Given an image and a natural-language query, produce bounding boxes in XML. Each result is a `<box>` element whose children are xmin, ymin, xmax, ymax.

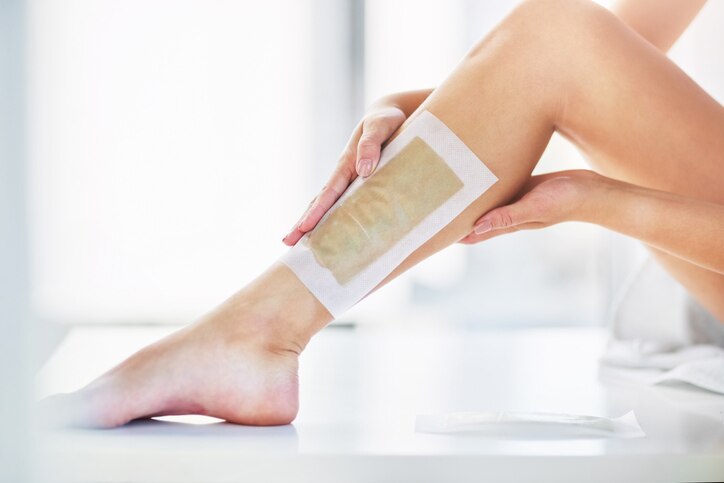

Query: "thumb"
<box><xmin>472</xmin><ymin>200</ymin><xmax>535</xmax><ymax>235</ymax></box>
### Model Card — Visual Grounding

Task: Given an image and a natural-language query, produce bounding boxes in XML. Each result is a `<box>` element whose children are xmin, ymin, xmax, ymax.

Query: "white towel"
<box><xmin>601</xmin><ymin>254</ymin><xmax>724</xmax><ymax>394</ymax></box>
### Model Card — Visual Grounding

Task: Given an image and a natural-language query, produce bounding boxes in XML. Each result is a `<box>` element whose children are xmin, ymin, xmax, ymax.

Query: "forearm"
<box><xmin>584</xmin><ymin>178</ymin><xmax>724</xmax><ymax>274</ymax></box>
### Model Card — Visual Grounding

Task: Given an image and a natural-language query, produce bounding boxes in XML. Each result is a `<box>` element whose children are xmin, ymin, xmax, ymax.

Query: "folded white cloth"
<box><xmin>601</xmin><ymin>340</ymin><xmax>724</xmax><ymax>394</ymax></box>
<box><xmin>601</xmin><ymin>254</ymin><xmax>724</xmax><ymax>394</ymax></box>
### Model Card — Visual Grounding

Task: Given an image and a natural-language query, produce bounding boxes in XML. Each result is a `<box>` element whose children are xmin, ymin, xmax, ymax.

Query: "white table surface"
<box><xmin>35</xmin><ymin>324</ymin><xmax>724</xmax><ymax>483</ymax></box>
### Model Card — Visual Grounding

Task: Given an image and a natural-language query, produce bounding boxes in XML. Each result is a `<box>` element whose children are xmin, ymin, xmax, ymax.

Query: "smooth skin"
<box><xmin>42</xmin><ymin>0</ymin><xmax>724</xmax><ymax>428</ymax></box>
<box><xmin>285</xmin><ymin>0</ymin><xmax>724</xmax><ymax>317</ymax></box>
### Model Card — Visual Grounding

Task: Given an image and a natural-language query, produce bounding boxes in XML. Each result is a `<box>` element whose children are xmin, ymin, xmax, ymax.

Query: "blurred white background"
<box><xmin>2</xmin><ymin>3</ymin><xmax>720</xmax><ymax>481</ymax></box>
<box><xmin>25</xmin><ymin>0</ymin><xmax>723</xmax><ymax>328</ymax></box>
<box><xmin>0</xmin><ymin>0</ymin><xmax>724</xmax><ymax>481</ymax></box>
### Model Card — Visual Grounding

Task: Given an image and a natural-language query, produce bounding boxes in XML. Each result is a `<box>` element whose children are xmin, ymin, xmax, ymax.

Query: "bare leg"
<box><xmin>41</xmin><ymin>0</ymin><xmax>724</xmax><ymax>427</ymax></box>
<box><xmin>549</xmin><ymin>2</ymin><xmax>724</xmax><ymax>320</ymax></box>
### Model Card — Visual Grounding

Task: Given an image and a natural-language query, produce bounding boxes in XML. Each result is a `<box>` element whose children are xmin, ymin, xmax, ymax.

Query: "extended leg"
<box><xmin>41</xmin><ymin>0</ymin><xmax>723</xmax><ymax>427</ymax></box>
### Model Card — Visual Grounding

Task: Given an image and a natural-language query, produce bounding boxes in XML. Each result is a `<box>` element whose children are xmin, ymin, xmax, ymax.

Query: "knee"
<box><xmin>464</xmin><ymin>0</ymin><xmax>619</xmax><ymax>121</ymax></box>
<box><xmin>508</xmin><ymin>0</ymin><xmax>612</xmax><ymax>40</ymax></box>
<box><xmin>466</xmin><ymin>0</ymin><xmax>615</xmax><ymax>64</ymax></box>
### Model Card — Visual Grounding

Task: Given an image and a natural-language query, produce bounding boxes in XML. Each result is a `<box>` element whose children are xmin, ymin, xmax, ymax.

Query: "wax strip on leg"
<box><xmin>308</xmin><ymin>136</ymin><xmax>464</xmax><ymax>285</ymax></box>
<box><xmin>281</xmin><ymin>110</ymin><xmax>498</xmax><ymax>317</ymax></box>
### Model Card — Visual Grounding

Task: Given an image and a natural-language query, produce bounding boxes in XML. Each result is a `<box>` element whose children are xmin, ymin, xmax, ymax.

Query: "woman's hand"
<box><xmin>282</xmin><ymin>106</ymin><xmax>407</xmax><ymax>246</ymax></box>
<box><xmin>460</xmin><ymin>170</ymin><xmax>601</xmax><ymax>244</ymax></box>
<box><xmin>462</xmin><ymin>168</ymin><xmax>724</xmax><ymax>275</ymax></box>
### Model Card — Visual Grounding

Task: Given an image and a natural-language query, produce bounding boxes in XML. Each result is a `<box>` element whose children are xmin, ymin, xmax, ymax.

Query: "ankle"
<box><xmin>212</xmin><ymin>263</ymin><xmax>333</xmax><ymax>355</ymax></box>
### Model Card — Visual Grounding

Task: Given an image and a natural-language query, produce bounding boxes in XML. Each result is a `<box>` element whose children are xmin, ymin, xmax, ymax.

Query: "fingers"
<box><xmin>298</xmin><ymin>184</ymin><xmax>342</xmax><ymax>233</ymax></box>
<box><xmin>478</xmin><ymin>201</ymin><xmax>535</xmax><ymax>233</ymax></box>
<box><xmin>461</xmin><ymin>193</ymin><xmax>542</xmax><ymax>245</ymax></box>
<box><xmin>458</xmin><ymin>225</ymin><xmax>519</xmax><ymax>244</ymax></box>
<box><xmin>282</xmin><ymin>162</ymin><xmax>355</xmax><ymax>246</ymax></box>
<box><xmin>283</xmin><ymin>107</ymin><xmax>406</xmax><ymax>246</ymax></box>
<box><xmin>355</xmin><ymin>107</ymin><xmax>405</xmax><ymax>178</ymax></box>
<box><xmin>461</xmin><ymin>171</ymin><xmax>586</xmax><ymax>245</ymax></box>
<box><xmin>282</xmin><ymin>122</ymin><xmax>364</xmax><ymax>245</ymax></box>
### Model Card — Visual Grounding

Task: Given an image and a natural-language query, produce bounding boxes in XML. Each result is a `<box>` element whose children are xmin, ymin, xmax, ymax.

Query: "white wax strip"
<box><xmin>415</xmin><ymin>411</ymin><xmax>645</xmax><ymax>438</ymax></box>
<box><xmin>281</xmin><ymin>110</ymin><xmax>497</xmax><ymax>317</ymax></box>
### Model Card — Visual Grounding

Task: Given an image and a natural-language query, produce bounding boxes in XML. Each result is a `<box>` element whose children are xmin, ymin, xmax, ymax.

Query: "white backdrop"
<box><xmin>26</xmin><ymin>0</ymin><xmax>723</xmax><ymax>326</ymax></box>
<box><xmin>28</xmin><ymin>0</ymin><xmax>315</xmax><ymax>323</ymax></box>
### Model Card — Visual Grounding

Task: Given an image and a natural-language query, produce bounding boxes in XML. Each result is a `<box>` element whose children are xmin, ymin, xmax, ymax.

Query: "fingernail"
<box><xmin>357</xmin><ymin>158</ymin><xmax>373</xmax><ymax>177</ymax></box>
<box><xmin>474</xmin><ymin>220</ymin><xmax>492</xmax><ymax>235</ymax></box>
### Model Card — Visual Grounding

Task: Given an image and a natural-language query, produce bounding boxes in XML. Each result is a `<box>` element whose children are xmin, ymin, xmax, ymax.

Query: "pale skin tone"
<box><xmin>41</xmin><ymin>0</ymin><xmax>723</xmax><ymax>428</ymax></box>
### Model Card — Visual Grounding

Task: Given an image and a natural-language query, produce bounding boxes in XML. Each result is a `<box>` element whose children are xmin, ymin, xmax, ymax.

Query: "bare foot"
<box><xmin>38</xmin><ymin>265</ymin><xmax>330</xmax><ymax>428</ymax></box>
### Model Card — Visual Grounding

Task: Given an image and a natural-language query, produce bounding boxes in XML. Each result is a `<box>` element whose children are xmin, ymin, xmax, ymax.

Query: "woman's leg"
<box><xmin>44</xmin><ymin>0</ymin><xmax>723</xmax><ymax>427</ymax></box>
<box><xmin>383</xmin><ymin>0</ymin><xmax>724</xmax><ymax>323</ymax></box>
<box><xmin>548</xmin><ymin>1</ymin><xmax>724</xmax><ymax>321</ymax></box>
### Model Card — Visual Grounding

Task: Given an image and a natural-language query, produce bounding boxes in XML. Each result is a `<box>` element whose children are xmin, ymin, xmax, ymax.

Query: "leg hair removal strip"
<box><xmin>280</xmin><ymin>110</ymin><xmax>498</xmax><ymax>317</ymax></box>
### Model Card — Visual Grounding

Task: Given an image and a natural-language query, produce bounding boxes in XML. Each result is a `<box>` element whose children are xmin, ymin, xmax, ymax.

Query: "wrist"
<box><xmin>370</xmin><ymin>88</ymin><xmax>433</xmax><ymax>117</ymax></box>
<box><xmin>369</xmin><ymin>93</ymin><xmax>405</xmax><ymax>113</ymax></box>
<box><xmin>573</xmin><ymin>172</ymin><xmax>622</xmax><ymax>224</ymax></box>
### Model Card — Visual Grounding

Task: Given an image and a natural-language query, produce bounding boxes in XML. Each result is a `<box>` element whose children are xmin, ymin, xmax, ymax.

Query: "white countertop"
<box><xmin>36</xmin><ymin>324</ymin><xmax>724</xmax><ymax>482</ymax></box>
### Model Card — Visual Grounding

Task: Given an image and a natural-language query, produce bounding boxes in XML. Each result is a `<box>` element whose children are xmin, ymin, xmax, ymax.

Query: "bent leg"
<box><xmin>382</xmin><ymin>0</ymin><xmax>724</xmax><ymax>322</ymax></box>
<box><xmin>544</xmin><ymin>0</ymin><xmax>724</xmax><ymax>320</ymax></box>
<box><xmin>380</xmin><ymin>0</ymin><xmax>724</xmax><ymax>328</ymax></box>
<box><xmin>42</xmin><ymin>0</ymin><xmax>723</xmax><ymax>428</ymax></box>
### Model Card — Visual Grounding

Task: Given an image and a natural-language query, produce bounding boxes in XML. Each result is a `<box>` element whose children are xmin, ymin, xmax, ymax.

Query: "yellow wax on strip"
<box><xmin>308</xmin><ymin>136</ymin><xmax>464</xmax><ymax>285</ymax></box>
